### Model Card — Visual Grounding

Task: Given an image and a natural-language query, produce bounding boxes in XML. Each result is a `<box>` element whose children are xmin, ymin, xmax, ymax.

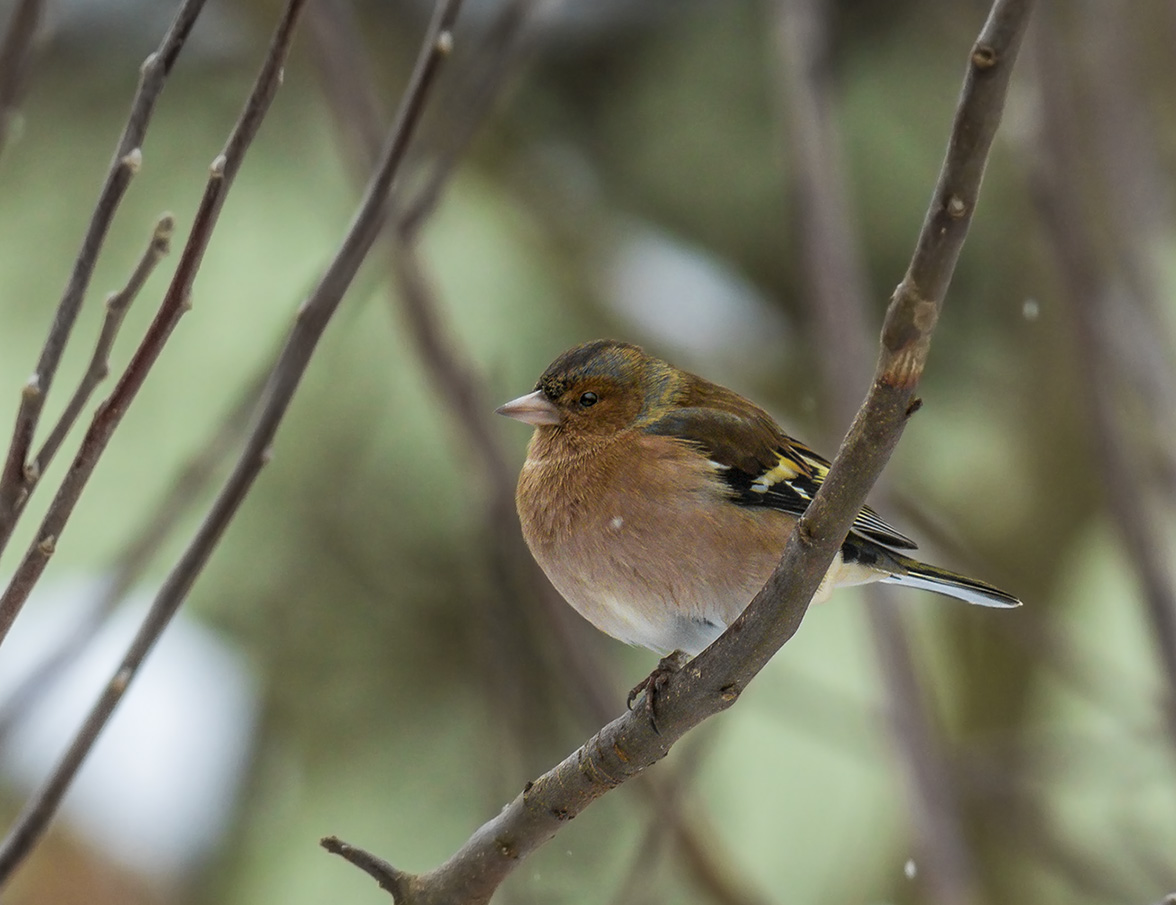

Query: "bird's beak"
<box><xmin>495</xmin><ymin>389</ymin><xmax>561</xmax><ymax>426</ymax></box>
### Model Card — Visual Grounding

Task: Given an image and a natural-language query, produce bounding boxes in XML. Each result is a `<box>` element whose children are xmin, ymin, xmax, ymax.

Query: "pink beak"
<box><xmin>495</xmin><ymin>389</ymin><xmax>561</xmax><ymax>426</ymax></box>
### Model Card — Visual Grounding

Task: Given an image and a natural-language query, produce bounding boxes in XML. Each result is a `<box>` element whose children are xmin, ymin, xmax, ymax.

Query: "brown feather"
<box><xmin>505</xmin><ymin>339</ymin><xmax>1017</xmax><ymax>654</ymax></box>
<box><xmin>517</xmin><ymin>427</ymin><xmax>797</xmax><ymax>653</ymax></box>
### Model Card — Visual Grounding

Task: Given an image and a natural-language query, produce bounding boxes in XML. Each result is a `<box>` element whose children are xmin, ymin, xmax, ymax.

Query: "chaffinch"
<box><xmin>497</xmin><ymin>339</ymin><xmax>1020</xmax><ymax>657</ymax></box>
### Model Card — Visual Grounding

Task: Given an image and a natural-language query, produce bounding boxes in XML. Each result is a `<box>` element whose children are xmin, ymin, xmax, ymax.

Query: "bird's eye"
<box><xmin>578</xmin><ymin>392</ymin><xmax>598</xmax><ymax>408</ymax></box>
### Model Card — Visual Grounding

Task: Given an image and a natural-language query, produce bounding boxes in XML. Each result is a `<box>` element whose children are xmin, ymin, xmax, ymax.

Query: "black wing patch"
<box><xmin>645</xmin><ymin>407</ymin><xmax>918</xmax><ymax>551</ymax></box>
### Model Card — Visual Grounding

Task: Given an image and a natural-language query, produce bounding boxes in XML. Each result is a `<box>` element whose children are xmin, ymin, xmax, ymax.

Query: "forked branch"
<box><xmin>0</xmin><ymin>0</ymin><xmax>463</xmax><ymax>889</ymax></box>
<box><xmin>32</xmin><ymin>214</ymin><xmax>175</xmax><ymax>479</ymax></box>
<box><xmin>0</xmin><ymin>0</ymin><xmax>209</xmax><ymax>553</ymax></box>
<box><xmin>0</xmin><ymin>0</ymin><xmax>305</xmax><ymax>652</ymax></box>
<box><xmin>0</xmin><ymin>0</ymin><xmax>311</xmax><ymax>884</ymax></box>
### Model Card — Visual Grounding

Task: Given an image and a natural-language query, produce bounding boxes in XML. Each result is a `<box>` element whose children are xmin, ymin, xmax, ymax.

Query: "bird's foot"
<box><xmin>627</xmin><ymin>649</ymin><xmax>690</xmax><ymax>734</ymax></box>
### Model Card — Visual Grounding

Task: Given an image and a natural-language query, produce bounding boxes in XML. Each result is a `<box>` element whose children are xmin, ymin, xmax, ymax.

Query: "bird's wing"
<box><xmin>644</xmin><ymin>407</ymin><xmax>918</xmax><ymax>550</ymax></box>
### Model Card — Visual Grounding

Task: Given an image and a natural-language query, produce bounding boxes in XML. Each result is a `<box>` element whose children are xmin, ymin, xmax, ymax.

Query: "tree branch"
<box><xmin>321</xmin><ymin>1</ymin><xmax>1034</xmax><ymax>901</ymax></box>
<box><xmin>0</xmin><ymin>0</ymin><xmax>303</xmax><ymax>652</ymax></box>
<box><xmin>323</xmin><ymin>836</ymin><xmax>411</xmax><ymax>899</ymax></box>
<box><xmin>771</xmin><ymin>3</ymin><xmax>981</xmax><ymax>903</ymax></box>
<box><xmin>0</xmin><ymin>358</ymin><xmax>268</xmax><ymax>742</ymax></box>
<box><xmin>0</xmin><ymin>0</ymin><xmax>208</xmax><ymax>554</ymax></box>
<box><xmin>0</xmin><ymin>0</ymin><xmax>314</xmax><ymax>884</ymax></box>
<box><xmin>31</xmin><ymin>214</ymin><xmax>175</xmax><ymax>480</ymax></box>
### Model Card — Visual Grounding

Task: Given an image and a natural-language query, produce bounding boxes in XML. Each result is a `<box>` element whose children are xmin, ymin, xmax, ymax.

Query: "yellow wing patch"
<box><xmin>750</xmin><ymin>452</ymin><xmax>804</xmax><ymax>493</ymax></box>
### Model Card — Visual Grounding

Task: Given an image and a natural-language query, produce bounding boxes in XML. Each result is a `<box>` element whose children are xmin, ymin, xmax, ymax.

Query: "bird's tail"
<box><xmin>879</xmin><ymin>552</ymin><xmax>1021</xmax><ymax>608</ymax></box>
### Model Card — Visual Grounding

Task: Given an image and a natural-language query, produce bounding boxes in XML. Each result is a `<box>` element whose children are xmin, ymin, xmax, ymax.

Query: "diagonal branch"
<box><xmin>771</xmin><ymin>2</ymin><xmax>981</xmax><ymax>903</ymax></box>
<box><xmin>32</xmin><ymin>214</ymin><xmax>175</xmax><ymax>481</ymax></box>
<box><xmin>0</xmin><ymin>0</ymin><xmax>209</xmax><ymax>555</ymax></box>
<box><xmin>321</xmin><ymin>1</ymin><xmax>1034</xmax><ymax>902</ymax></box>
<box><xmin>0</xmin><ymin>0</ymin><xmax>304</xmax><ymax>652</ymax></box>
<box><xmin>0</xmin><ymin>0</ymin><xmax>462</xmax><ymax>889</ymax></box>
<box><xmin>323</xmin><ymin>837</ymin><xmax>410</xmax><ymax>899</ymax></box>
<box><xmin>0</xmin><ymin>0</ymin><xmax>310</xmax><ymax>883</ymax></box>
<box><xmin>0</xmin><ymin>359</ymin><xmax>268</xmax><ymax>742</ymax></box>
<box><xmin>0</xmin><ymin>218</ymin><xmax>179</xmax><ymax>711</ymax></box>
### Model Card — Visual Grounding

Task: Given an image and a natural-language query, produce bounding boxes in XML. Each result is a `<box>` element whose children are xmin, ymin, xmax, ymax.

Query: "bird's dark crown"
<box><xmin>535</xmin><ymin>340</ymin><xmax>645</xmax><ymax>399</ymax></box>
<box><xmin>528</xmin><ymin>340</ymin><xmax>684</xmax><ymax>439</ymax></box>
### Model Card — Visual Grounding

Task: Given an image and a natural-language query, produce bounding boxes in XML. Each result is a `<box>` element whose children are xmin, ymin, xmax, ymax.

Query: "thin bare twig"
<box><xmin>0</xmin><ymin>0</ymin><xmax>208</xmax><ymax>555</ymax></box>
<box><xmin>0</xmin><ymin>360</ymin><xmax>268</xmax><ymax>741</ymax></box>
<box><xmin>0</xmin><ymin>0</ymin><xmax>313</xmax><ymax>884</ymax></box>
<box><xmin>322</xmin><ymin>2</ymin><xmax>1033</xmax><ymax>901</ymax></box>
<box><xmin>32</xmin><ymin>214</ymin><xmax>175</xmax><ymax>479</ymax></box>
<box><xmin>0</xmin><ymin>0</ymin><xmax>45</xmax><ymax>155</ymax></box>
<box><xmin>394</xmin><ymin>0</ymin><xmax>539</xmax><ymax>241</ymax></box>
<box><xmin>0</xmin><ymin>0</ymin><xmax>460</xmax><ymax>887</ymax></box>
<box><xmin>772</xmin><ymin>3</ymin><xmax>981</xmax><ymax>903</ymax></box>
<box><xmin>322</xmin><ymin>837</ymin><xmax>410</xmax><ymax>899</ymax></box>
<box><xmin>307</xmin><ymin>0</ymin><xmax>533</xmax><ymax>513</ymax></box>
<box><xmin>0</xmin><ymin>0</ymin><xmax>302</xmax><ymax>653</ymax></box>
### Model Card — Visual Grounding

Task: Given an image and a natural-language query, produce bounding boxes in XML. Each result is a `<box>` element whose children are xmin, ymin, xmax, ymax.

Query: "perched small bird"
<box><xmin>497</xmin><ymin>340</ymin><xmax>1020</xmax><ymax>658</ymax></box>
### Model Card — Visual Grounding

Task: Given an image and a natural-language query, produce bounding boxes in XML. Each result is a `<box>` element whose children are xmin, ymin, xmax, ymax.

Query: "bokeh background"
<box><xmin>1</xmin><ymin>1</ymin><xmax>1174</xmax><ymax>903</ymax></box>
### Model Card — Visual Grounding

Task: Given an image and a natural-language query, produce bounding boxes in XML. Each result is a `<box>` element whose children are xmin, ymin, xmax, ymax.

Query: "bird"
<box><xmin>496</xmin><ymin>339</ymin><xmax>1020</xmax><ymax>659</ymax></box>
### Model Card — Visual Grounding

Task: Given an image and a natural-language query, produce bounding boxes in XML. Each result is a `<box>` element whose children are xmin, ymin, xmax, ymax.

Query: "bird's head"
<box><xmin>496</xmin><ymin>340</ymin><xmax>678</xmax><ymax>441</ymax></box>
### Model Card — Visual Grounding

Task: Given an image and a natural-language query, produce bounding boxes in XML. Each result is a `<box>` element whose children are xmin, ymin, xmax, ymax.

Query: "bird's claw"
<box><xmin>627</xmin><ymin>649</ymin><xmax>690</xmax><ymax>734</ymax></box>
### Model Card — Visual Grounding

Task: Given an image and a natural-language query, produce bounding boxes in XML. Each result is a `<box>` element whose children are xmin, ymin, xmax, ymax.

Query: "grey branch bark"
<box><xmin>0</xmin><ymin>0</ymin><xmax>313</xmax><ymax>884</ymax></box>
<box><xmin>771</xmin><ymin>2</ymin><xmax>981</xmax><ymax>902</ymax></box>
<box><xmin>0</xmin><ymin>0</ymin><xmax>208</xmax><ymax>553</ymax></box>
<box><xmin>33</xmin><ymin>214</ymin><xmax>175</xmax><ymax>477</ymax></box>
<box><xmin>0</xmin><ymin>0</ymin><xmax>300</xmax><ymax>652</ymax></box>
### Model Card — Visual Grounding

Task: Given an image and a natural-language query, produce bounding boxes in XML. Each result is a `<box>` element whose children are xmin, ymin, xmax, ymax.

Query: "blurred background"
<box><xmin>0</xmin><ymin>0</ymin><xmax>1174</xmax><ymax>903</ymax></box>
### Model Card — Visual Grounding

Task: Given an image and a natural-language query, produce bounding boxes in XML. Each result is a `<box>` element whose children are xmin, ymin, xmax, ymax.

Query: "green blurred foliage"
<box><xmin>2</xmin><ymin>1</ymin><xmax>1176</xmax><ymax>904</ymax></box>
